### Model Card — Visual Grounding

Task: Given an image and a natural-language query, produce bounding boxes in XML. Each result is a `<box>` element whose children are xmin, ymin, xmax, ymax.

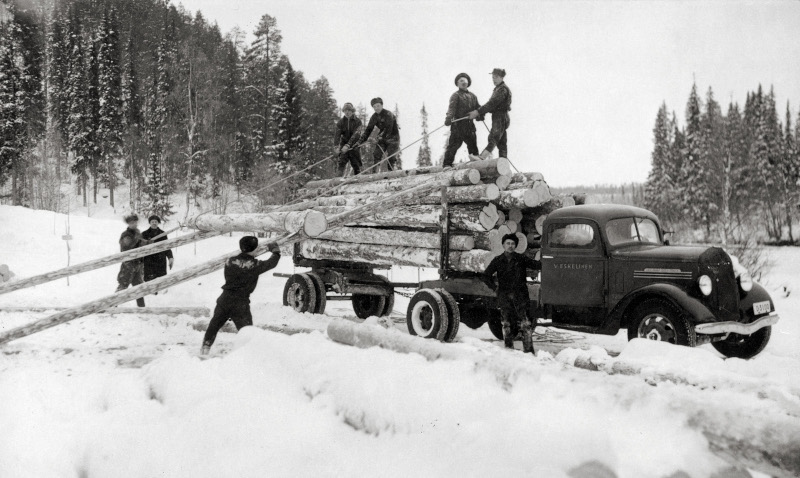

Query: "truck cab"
<box><xmin>539</xmin><ymin>204</ymin><xmax>779</xmax><ymax>358</ymax></box>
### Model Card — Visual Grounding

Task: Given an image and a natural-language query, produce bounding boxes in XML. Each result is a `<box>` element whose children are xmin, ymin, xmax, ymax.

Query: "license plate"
<box><xmin>753</xmin><ymin>301</ymin><xmax>771</xmax><ymax>315</ymax></box>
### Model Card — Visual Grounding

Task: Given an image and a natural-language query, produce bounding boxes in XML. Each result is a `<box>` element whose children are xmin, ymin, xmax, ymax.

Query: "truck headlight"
<box><xmin>698</xmin><ymin>275</ymin><xmax>713</xmax><ymax>296</ymax></box>
<box><xmin>739</xmin><ymin>270</ymin><xmax>753</xmax><ymax>292</ymax></box>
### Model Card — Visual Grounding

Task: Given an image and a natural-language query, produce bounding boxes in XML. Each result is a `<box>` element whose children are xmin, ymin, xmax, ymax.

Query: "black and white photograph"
<box><xmin>1</xmin><ymin>0</ymin><xmax>799</xmax><ymax>476</ymax></box>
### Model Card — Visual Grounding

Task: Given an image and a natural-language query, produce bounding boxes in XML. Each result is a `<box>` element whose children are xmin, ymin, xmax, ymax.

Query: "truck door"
<box><xmin>541</xmin><ymin>220</ymin><xmax>606</xmax><ymax>307</ymax></box>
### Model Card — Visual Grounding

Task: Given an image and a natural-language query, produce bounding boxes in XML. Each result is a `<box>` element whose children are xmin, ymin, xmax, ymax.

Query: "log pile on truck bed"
<box><xmin>192</xmin><ymin>158</ymin><xmax>583</xmax><ymax>273</ymax></box>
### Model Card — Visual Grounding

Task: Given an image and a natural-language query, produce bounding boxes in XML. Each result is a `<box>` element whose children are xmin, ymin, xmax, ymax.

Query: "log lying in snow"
<box><xmin>0</xmin><ymin>231</ymin><xmax>219</xmax><ymax>296</ymax></box>
<box><xmin>0</xmin><ymin>306</ymin><xmax>210</xmax><ymax>317</ymax></box>
<box><xmin>317</xmin><ymin>227</ymin><xmax>475</xmax><ymax>251</ymax></box>
<box><xmin>299</xmin><ymin>240</ymin><xmax>493</xmax><ymax>272</ymax></box>
<box><xmin>326</xmin><ymin>319</ymin><xmax>800</xmax><ymax>478</ymax></box>
<box><xmin>300</xmin><ymin>168</ymin><xmax>480</xmax><ymax>197</ymax></box>
<box><xmin>191</xmin><ymin>210</ymin><xmax>328</xmax><ymax>237</ymax></box>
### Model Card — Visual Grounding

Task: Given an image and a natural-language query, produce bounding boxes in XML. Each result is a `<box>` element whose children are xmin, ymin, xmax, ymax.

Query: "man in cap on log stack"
<box><xmin>201</xmin><ymin>236</ymin><xmax>282</xmax><ymax>355</ymax></box>
<box><xmin>116</xmin><ymin>214</ymin><xmax>150</xmax><ymax>307</ymax></box>
<box><xmin>141</xmin><ymin>215</ymin><xmax>174</xmax><ymax>289</ymax></box>
<box><xmin>443</xmin><ymin>73</ymin><xmax>482</xmax><ymax>168</ymax></box>
<box><xmin>334</xmin><ymin>102</ymin><xmax>363</xmax><ymax>176</ymax></box>
<box><xmin>483</xmin><ymin>233</ymin><xmax>540</xmax><ymax>353</ymax></box>
<box><xmin>345</xmin><ymin>97</ymin><xmax>401</xmax><ymax>171</ymax></box>
<box><xmin>469</xmin><ymin>68</ymin><xmax>512</xmax><ymax>160</ymax></box>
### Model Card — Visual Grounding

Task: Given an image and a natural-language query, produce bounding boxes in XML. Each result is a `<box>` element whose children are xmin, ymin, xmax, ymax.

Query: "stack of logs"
<box><xmin>190</xmin><ymin>158</ymin><xmax>583</xmax><ymax>273</ymax></box>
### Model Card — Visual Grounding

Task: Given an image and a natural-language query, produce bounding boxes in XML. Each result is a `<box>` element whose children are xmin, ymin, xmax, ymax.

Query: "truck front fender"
<box><xmin>738</xmin><ymin>282</ymin><xmax>775</xmax><ymax>320</ymax></box>
<box><xmin>612</xmin><ymin>283</ymin><xmax>716</xmax><ymax>328</ymax></box>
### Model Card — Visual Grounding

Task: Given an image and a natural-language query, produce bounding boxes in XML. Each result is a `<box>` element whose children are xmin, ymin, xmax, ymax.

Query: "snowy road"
<box><xmin>1</xmin><ymin>205</ymin><xmax>799</xmax><ymax>478</ymax></box>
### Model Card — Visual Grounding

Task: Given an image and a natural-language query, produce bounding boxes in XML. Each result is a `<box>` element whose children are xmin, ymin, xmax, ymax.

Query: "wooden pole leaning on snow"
<box><xmin>0</xmin><ymin>231</ymin><xmax>219</xmax><ymax>296</ymax></box>
<box><xmin>190</xmin><ymin>210</ymin><xmax>328</xmax><ymax>237</ymax></box>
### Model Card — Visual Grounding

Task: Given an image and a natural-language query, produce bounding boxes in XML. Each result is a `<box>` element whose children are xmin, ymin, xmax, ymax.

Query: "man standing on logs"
<box><xmin>141</xmin><ymin>215</ymin><xmax>174</xmax><ymax>288</ymax></box>
<box><xmin>483</xmin><ymin>233</ymin><xmax>539</xmax><ymax>353</ymax></box>
<box><xmin>201</xmin><ymin>237</ymin><xmax>282</xmax><ymax>355</ymax></box>
<box><xmin>334</xmin><ymin>102</ymin><xmax>363</xmax><ymax>176</ymax></box>
<box><xmin>116</xmin><ymin>214</ymin><xmax>149</xmax><ymax>307</ymax></box>
<box><xmin>469</xmin><ymin>68</ymin><xmax>512</xmax><ymax>160</ymax></box>
<box><xmin>345</xmin><ymin>97</ymin><xmax>401</xmax><ymax>171</ymax></box>
<box><xmin>443</xmin><ymin>73</ymin><xmax>481</xmax><ymax>168</ymax></box>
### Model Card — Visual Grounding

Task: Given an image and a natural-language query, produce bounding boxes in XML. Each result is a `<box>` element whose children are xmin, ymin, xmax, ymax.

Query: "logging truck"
<box><xmin>280</xmin><ymin>202</ymin><xmax>779</xmax><ymax>359</ymax></box>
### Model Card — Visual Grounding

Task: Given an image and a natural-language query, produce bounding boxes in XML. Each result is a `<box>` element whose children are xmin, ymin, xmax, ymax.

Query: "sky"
<box><xmin>174</xmin><ymin>0</ymin><xmax>800</xmax><ymax>187</ymax></box>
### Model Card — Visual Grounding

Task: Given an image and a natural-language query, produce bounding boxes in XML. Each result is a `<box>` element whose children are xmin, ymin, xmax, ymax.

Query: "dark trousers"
<box><xmin>203</xmin><ymin>293</ymin><xmax>253</xmax><ymax>347</ymax></box>
<box><xmin>374</xmin><ymin>139</ymin><xmax>400</xmax><ymax>171</ymax></box>
<box><xmin>443</xmin><ymin>128</ymin><xmax>479</xmax><ymax>167</ymax></box>
<box><xmin>116</xmin><ymin>261</ymin><xmax>145</xmax><ymax>307</ymax></box>
<box><xmin>337</xmin><ymin>149</ymin><xmax>362</xmax><ymax>176</ymax></box>
<box><xmin>485</xmin><ymin>113</ymin><xmax>510</xmax><ymax>158</ymax></box>
<box><xmin>498</xmin><ymin>291</ymin><xmax>533</xmax><ymax>352</ymax></box>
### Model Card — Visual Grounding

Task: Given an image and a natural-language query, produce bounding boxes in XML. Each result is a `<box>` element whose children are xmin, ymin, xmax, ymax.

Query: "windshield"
<box><xmin>605</xmin><ymin>217</ymin><xmax>661</xmax><ymax>246</ymax></box>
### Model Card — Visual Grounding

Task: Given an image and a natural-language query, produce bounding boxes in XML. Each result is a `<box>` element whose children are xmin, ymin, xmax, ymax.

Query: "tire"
<box><xmin>307</xmin><ymin>272</ymin><xmax>327</xmax><ymax>315</ymax></box>
<box><xmin>711</xmin><ymin>326</ymin><xmax>771</xmax><ymax>359</ymax></box>
<box><xmin>352</xmin><ymin>294</ymin><xmax>386</xmax><ymax>319</ymax></box>
<box><xmin>406</xmin><ymin>289</ymin><xmax>449</xmax><ymax>341</ymax></box>
<box><xmin>487</xmin><ymin>312</ymin><xmax>520</xmax><ymax>341</ymax></box>
<box><xmin>628</xmin><ymin>299</ymin><xmax>694</xmax><ymax>346</ymax></box>
<box><xmin>436</xmin><ymin>289</ymin><xmax>461</xmax><ymax>343</ymax></box>
<box><xmin>380</xmin><ymin>292</ymin><xmax>395</xmax><ymax>317</ymax></box>
<box><xmin>283</xmin><ymin>273</ymin><xmax>317</xmax><ymax>313</ymax></box>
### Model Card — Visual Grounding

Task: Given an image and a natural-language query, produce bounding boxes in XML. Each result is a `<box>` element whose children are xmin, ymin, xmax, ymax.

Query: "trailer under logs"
<box><xmin>275</xmin><ymin>158</ymin><xmax>583</xmax><ymax>342</ymax></box>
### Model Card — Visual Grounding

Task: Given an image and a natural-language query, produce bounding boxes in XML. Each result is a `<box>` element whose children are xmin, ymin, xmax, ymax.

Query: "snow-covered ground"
<box><xmin>1</xmin><ymin>204</ymin><xmax>798</xmax><ymax>478</ymax></box>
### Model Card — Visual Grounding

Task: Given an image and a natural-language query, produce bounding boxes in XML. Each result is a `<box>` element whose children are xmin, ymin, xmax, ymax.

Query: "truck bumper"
<box><xmin>694</xmin><ymin>313</ymin><xmax>779</xmax><ymax>335</ymax></box>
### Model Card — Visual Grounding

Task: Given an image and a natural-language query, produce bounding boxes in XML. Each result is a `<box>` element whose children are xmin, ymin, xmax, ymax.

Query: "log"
<box><xmin>0</xmin><ymin>231</ymin><xmax>219</xmax><ymax>296</ymax></box>
<box><xmin>299</xmin><ymin>169</ymin><xmax>480</xmax><ymax>197</ymax></box>
<box><xmin>479</xmin><ymin>203</ymin><xmax>499</xmax><ymax>230</ymax></box>
<box><xmin>495</xmin><ymin>210</ymin><xmax>506</xmax><ymax>226</ymax></box>
<box><xmin>317</xmin><ymin>227</ymin><xmax>474</xmax><ymax>251</ymax></box>
<box><xmin>192</xmin><ymin>211</ymin><xmax>328</xmax><ymax>237</ymax></box>
<box><xmin>472</xmin><ymin>230</ymin><xmax>499</xmax><ymax>250</ymax></box>
<box><xmin>507</xmin><ymin>207</ymin><xmax>523</xmax><ymax>224</ymax></box>
<box><xmin>322</xmin><ymin>204</ymin><xmax>498</xmax><ymax>232</ymax></box>
<box><xmin>493</xmin><ymin>182</ymin><xmax>551</xmax><ymax>209</ymax></box>
<box><xmin>299</xmin><ymin>240</ymin><xmax>493</xmax><ymax>272</ymax></box>
<box><xmin>313</xmin><ymin>183</ymin><xmax>500</xmax><ymax>208</ymax></box>
<box><xmin>515</xmin><ymin>232</ymin><xmax>528</xmax><ymax>253</ymax></box>
<box><xmin>495</xmin><ymin>175</ymin><xmax>511</xmax><ymax>190</ymax></box>
<box><xmin>509</xmin><ymin>172</ymin><xmax>544</xmax><ymax>184</ymax></box>
<box><xmin>0</xmin><ymin>306</ymin><xmax>210</xmax><ymax>317</ymax></box>
<box><xmin>506</xmin><ymin>220</ymin><xmax>518</xmax><ymax>233</ymax></box>
<box><xmin>524</xmin><ymin>182</ymin><xmax>553</xmax><ymax>207</ymax></box>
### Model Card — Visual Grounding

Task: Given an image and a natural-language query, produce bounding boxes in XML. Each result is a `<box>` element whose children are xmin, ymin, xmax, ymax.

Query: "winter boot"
<box><xmin>502</xmin><ymin>322</ymin><xmax>514</xmax><ymax>349</ymax></box>
<box><xmin>521</xmin><ymin>319</ymin><xmax>535</xmax><ymax>354</ymax></box>
<box><xmin>201</xmin><ymin>343</ymin><xmax>211</xmax><ymax>355</ymax></box>
<box><xmin>479</xmin><ymin>149</ymin><xmax>493</xmax><ymax>160</ymax></box>
<box><xmin>136</xmin><ymin>297</ymin><xmax>145</xmax><ymax>307</ymax></box>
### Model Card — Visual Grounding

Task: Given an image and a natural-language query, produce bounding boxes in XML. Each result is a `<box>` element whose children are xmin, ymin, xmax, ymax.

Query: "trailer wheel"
<box><xmin>283</xmin><ymin>273</ymin><xmax>317</xmax><ymax>313</ymax></box>
<box><xmin>406</xmin><ymin>289</ymin><xmax>449</xmax><ymax>341</ymax></box>
<box><xmin>352</xmin><ymin>294</ymin><xmax>387</xmax><ymax>319</ymax></box>
<box><xmin>380</xmin><ymin>292</ymin><xmax>395</xmax><ymax>317</ymax></box>
<box><xmin>487</xmin><ymin>309</ymin><xmax>519</xmax><ymax>341</ymax></box>
<box><xmin>436</xmin><ymin>289</ymin><xmax>460</xmax><ymax>343</ymax></box>
<box><xmin>307</xmin><ymin>272</ymin><xmax>327</xmax><ymax>315</ymax></box>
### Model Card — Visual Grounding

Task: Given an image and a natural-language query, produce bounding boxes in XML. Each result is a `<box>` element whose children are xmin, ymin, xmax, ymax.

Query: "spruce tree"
<box><xmin>699</xmin><ymin>87</ymin><xmax>724</xmax><ymax>233</ymax></box>
<box><xmin>417</xmin><ymin>103</ymin><xmax>431</xmax><ymax>167</ymax></box>
<box><xmin>0</xmin><ymin>23</ymin><xmax>27</xmax><ymax>201</ymax></box>
<box><xmin>97</xmin><ymin>6</ymin><xmax>123</xmax><ymax>207</ymax></box>
<box><xmin>644</xmin><ymin>102</ymin><xmax>673</xmax><ymax>221</ymax></box>
<box><xmin>271</xmin><ymin>56</ymin><xmax>305</xmax><ymax>163</ymax></box>
<box><xmin>680</xmin><ymin>82</ymin><xmax>707</xmax><ymax>230</ymax></box>
<box><xmin>392</xmin><ymin>103</ymin><xmax>402</xmax><ymax>169</ymax></box>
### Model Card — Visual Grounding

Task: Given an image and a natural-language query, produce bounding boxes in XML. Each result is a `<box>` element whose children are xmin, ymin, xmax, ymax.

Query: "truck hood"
<box><xmin>611</xmin><ymin>244</ymin><xmax>711</xmax><ymax>262</ymax></box>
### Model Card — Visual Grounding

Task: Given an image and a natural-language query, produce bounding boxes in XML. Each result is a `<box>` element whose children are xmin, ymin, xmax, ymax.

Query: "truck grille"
<box><xmin>700</xmin><ymin>247</ymin><xmax>739</xmax><ymax>320</ymax></box>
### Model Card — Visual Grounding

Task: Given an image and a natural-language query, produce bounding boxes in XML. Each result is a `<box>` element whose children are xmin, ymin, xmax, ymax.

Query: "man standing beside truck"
<box><xmin>483</xmin><ymin>233</ymin><xmax>540</xmax><ymax>353</ymax></box>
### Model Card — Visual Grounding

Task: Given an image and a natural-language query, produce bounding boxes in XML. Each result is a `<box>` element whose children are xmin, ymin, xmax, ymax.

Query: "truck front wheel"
<box><xmin>711</xmin><ymin>326</ymin><xmax>771</xmax><ymax>359</ymax></box>
<box><xmin>628</xmin><ymin>300</ymin><xmax>694</xmax><ymax>346</ymax></box>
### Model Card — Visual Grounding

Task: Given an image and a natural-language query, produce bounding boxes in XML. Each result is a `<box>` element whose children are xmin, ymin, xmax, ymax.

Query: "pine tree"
<box><xmin>417</xmin><ymin>103</ymin><xmax>431</xmax><ymax>167</ymax></box>
<box><xmin>644</xmin><ymin>102</ymin><xmax>673</xmax><ymax>221</ymax></box>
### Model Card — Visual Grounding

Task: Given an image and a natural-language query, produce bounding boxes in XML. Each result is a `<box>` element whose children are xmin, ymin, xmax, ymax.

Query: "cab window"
<box><xmin>548</xmin><ymin>223</ymin><xmax>596</xmax><ymax>249</ymax></box>
<box><xmin>606</xmin><ymin>217</ymin><xmax>661</xmax><ymax>246</ymax></box>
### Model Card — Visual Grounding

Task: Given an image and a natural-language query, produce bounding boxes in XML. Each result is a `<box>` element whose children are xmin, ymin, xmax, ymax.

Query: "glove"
<box><xmin>341</xmin><ymin>144</ymin><xmax>350</xmax><ymax>153</ymax></box>
<box><xmin>268</xmin><ymin>242</ymin><xmax>281</xmax><ymax>254</ymax></box>
<box><xmin>445</xmin><ymin>117</ymin><xmax>452</xmax><ymax>126</ymax></box>
<box><xmin>468</xmin><ymin>110</ymin><xmax>479</xmax><ymax>120</ymax></box>
<box><xmin>334</xmin><ymin>146</ymin><xmax>341</xmax><ymax>154</ymax></box>
<box><xmin>168</xmin><ymin>258</ymin><xmax>174</xmax><ymax>270</ymax></box>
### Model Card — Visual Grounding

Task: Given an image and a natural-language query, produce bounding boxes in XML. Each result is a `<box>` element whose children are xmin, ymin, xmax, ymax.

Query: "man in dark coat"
<box><xmin>443</xmin><ymin>73</ymin><xmax>481</xmax><ymax>167</ymax></box>
<box><xmin>334</xmin><ymin>102</ymin><xmax>363</xmax><ymax>176</ymax></box>
<box><xmin>116</xmin><ymin>214</ymin><xmax>150</xmax><ymax>307</ymax></box>
<box><xmin>483</xmin><ymin>233</ymin><xmax>540</xmax><ymax>353</ymax></box>
<box><xmin>469</xmin><ymin>68</ymin><xmax>512</xmax><ymax>160</ymax></box>
<box><xmin>345</xmin><ymin>97</ymin><xmax>401</xmax><ymax>171</ymax></box>
<box><xmin>202</xmin><ymin>236</ymin><xmax>281</xmax><ymax>354</ymax></box>
<box><xmin>142</xmin><ymin>215</ymin><xmax>174</xmax><ymax>284</ymax></box>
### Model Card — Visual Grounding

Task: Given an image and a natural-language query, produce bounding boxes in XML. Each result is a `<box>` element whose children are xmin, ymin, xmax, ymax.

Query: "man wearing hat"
<box><xmin>334</xmin><ymin>103</ymin><xmax>363</xmax><ymax>176</ymax></box>
<box><xmin>443</xmin><ymin>73</ymin><xmax>482</xmax><ymax>167</ymax></box>
<box><xmin>483</xmin><ymin>233</ymin><xmax>540</xmax><ymax>353</ymax></box>
<box><xmin>116</xmin><ymin>214</ymin><xmax>150</xmax><ymax>307</ymax></box>
<box><xmin>202</xmin><ymin>236</ymin><xmax>281</xmax><ymax>355</ymax></box>
<box><xmin>469</xmin><ymin>68</ymin><xmax>512</xmax><ymax>160</ymax></box>
<box><xmin>141</xmin><ymin>215</ymin><xmax>174</xmax><ymax>285</ymax></box>
<box><xmin>346</xmin><ymin>97</ymin><xmax>401</xmax><ymax>171</ymax></box>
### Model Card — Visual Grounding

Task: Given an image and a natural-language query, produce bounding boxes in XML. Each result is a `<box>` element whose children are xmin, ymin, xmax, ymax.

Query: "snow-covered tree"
<box><xmin>680</xmin><ymin>82</ymin><xmax>706</xmax><ymax>227</ymax></box>
<box><xmin>644</xmin><ymin>102</ymin><xmax>673</xmax><ymax>221</ymax></box>
<box><xmin>0</xmin><ymin>22</ymin><xmax>26</xmax><ymax>201</ymax></box>
<box><xmin>392</xmin><ymin>103</ymin><xmax>402</xmax><ymax>169</ymax></box>
<box><xmin>96</xmin><ymin>6</ymin><xmax>123</xmax><ymax>207</ymax></box>
<box><xmin>417</xmin><ymin>103</ymin><xmax>431</xmax><ymax>167</ymax></box>
<box><xmin>271</xmin><ymin>56</ymin><xmax>305</xmax><ymax>162</ymax></box>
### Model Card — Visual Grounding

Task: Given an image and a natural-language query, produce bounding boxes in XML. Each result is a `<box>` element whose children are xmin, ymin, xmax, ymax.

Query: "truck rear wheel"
<box><xmin>307</xmin><ymin>272</ymin><xmax>327</xmax><ymax>315</ymax></box>
<box><xmin>406</xmin><ymin>289</ymin><xmax>449</xmax><ymax>341</ymax></box>
<box><xmin>711</xmin><ymin>326</ymin><xmax>771</xmax><ymax>359</ymax></box>
<box><xmin>628</xmin><ymin>299</ymin><xmax>694</xmax><ymax>346</ymax></box>
<box><xmin>352</xmin><ymin>294</ymin><xmax>386</xmax><ymax>319</ymax></box>
<box><xmin>436</xmin><ymin>289</ymin><xmax>460</xmax><ymax>343</ymax></box>
<box><xmin>283</xmin><ymin>273</ymin><xmax>317</xmax><ymax>313</ymax></box>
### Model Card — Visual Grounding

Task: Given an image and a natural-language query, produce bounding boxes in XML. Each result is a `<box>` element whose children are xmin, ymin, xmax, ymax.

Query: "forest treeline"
<box><xmin>0</xmin><ymin>0</ymin><xmax>388</xmax><ymax>219</ymax></box>
<box><xmin>644</xmin><ymin>83</ymin><xmax>800</xmax><ymax>244</ymax></box>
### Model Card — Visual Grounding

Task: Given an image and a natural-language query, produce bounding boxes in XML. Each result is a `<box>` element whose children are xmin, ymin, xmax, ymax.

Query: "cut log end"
<box><xmin>303</xmin><ymin>210</ymin><xmax>328</xmax><ymax>237</ymax></box>
<box><xmin>496</xmin><ymin>157</ymin><xmax>512</xmax><ymax>176</ymax></box>
<box><xmin>495</xmin><ymin>175</ymin><xmax>512</xmax><ymax>190</ymax></box>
